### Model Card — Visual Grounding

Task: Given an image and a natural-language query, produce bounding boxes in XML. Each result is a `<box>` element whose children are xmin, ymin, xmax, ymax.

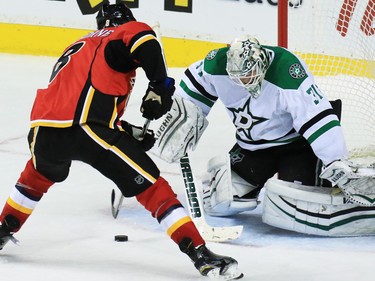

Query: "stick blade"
<box><xmin>197</xmin><ymin>222</ymin><xmax>243</xmax><ymax>242</ymax></box>
<box><xmin>111</xmin><ymin>189</ymin><xmax>117</xmax><ymax>218</ymax></box>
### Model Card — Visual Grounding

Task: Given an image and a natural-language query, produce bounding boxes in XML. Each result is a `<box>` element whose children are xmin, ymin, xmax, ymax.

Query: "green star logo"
<box><xmin>228</xmin><ymin>98</ymin><xmax>268</xmax><ymax>140</ymax></box>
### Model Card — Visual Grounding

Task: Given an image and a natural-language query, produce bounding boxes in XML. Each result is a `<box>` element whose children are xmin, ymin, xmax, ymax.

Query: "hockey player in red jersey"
<box><xmin>0</xmin><ymin>3</ymin><xmax>242</xmax><ymax>279</ymax></box>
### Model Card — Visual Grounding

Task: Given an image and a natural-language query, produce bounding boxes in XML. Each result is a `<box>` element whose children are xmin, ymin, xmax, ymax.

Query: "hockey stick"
<box><xmin>180</xmin><ymin>153</ymin><xmax>243</xmax><ymax>242</ymax></box>
<box><xmin>110</xmin><ymin>119</ymin><xmax>151</xmax><ymax>219</ymax></box>
<box><xmin>111</xmin><ymin>189</ymin><xmax>124</xmax><ymax>219</ymax></box>
<box><xmin>109</xmin><ymin>22</ymin><xmax>161</xmax><ymax>218</ymax></box>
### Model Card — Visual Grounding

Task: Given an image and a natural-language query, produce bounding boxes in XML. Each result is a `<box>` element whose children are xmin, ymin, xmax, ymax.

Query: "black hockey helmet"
<box><xmin>96</xmin><ymin>2</ymin><xmax>136</xmax><ymax>29</ymax></box>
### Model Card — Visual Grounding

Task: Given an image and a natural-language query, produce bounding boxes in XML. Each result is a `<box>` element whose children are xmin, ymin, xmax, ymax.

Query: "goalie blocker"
<box><xmin>154</xmin><ymin>96</ymin><xmax>208</xmax><ymax>163</ymax></box>
<box><xmin>262</xmin><ymin>178</ymin><xmax>375</xmax><ymax>236</ymax></box>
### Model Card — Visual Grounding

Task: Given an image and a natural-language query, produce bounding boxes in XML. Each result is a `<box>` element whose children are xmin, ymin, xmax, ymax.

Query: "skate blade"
<box><xmin>0</xmin><ymin>235</ymin><xmax>19</xmax><ymax>250</ymax></box>
<box><xmin>9</xmin><ymin>236</ymin><xmax>20</xmax><ymax>245</ymax></box>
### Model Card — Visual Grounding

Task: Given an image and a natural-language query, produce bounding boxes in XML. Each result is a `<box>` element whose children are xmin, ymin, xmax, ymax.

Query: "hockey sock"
<box><xmin>136</xmin><ymin>176</ymin><xmax>205</xmax><ymax>247</ymax></box>
<box><xmin>0</xmin><ymin>159</ymin><xmax>54</xmax><ymax>232</ymax></box>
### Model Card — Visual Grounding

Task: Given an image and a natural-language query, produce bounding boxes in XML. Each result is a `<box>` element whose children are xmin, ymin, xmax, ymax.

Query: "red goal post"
<box><xmin>278</xmin><ymin>0</ymin><xmax>375</xmax><ymax>160</ymax></box>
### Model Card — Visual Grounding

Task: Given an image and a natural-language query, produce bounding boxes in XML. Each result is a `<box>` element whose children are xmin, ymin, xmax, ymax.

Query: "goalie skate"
<box><xmin>179</xmin><ymin>237</ymin><xmax>244</xmax><ymax>280</ymax></box>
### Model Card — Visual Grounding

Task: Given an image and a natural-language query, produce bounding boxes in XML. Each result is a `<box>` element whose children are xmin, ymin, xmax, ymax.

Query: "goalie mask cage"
<box><xmin>278</xmin><ymin>0</ymin><xmax>375</xmax><ymax>159</ymax></box>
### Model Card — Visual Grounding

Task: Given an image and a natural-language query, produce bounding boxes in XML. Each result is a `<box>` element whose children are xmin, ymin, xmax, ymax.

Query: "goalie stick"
<box><xmin>153</xmin><ymin>23</ymin><xmax>243</xmax><ymax>242</ymax></box>
<box><xmin>180</xmin><ymin>153</ymin><xmax>243</xmax><ymax>242</ymax></box>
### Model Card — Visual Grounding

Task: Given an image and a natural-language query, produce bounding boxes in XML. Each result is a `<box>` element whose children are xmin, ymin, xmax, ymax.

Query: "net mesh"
<box><xmin>287</xmin><ymin>0</ymin><xmax>375</xmax><ymax>158</ymax></box>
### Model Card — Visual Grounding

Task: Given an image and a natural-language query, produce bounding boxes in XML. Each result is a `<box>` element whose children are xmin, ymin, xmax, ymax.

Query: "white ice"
<box><xmin>1</xmin><ymin>54</ymin><xmax>374</xmax><ymax>281</ymax></box>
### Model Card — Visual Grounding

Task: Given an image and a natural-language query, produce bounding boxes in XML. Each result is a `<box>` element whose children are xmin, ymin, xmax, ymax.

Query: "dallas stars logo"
<box><xmin>206</xmin><ymin>49</ymin><xmax>218</xmax><ymax>60</ymax></box>
<box><xmin>289</xmin><ymin>63</ymin><xmax>306</xmax><ymax>79</ymax></box>
<box><xmin>228</xmin><ymin>98</ymin><xmax>268</xmax><ymax>140</ymax></box>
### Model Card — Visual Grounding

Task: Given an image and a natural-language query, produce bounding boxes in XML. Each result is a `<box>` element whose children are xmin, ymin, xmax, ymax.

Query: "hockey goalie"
<box><xmin>154</xmin><ymin>35</ymin><xmax>375</xmax><ymax>236</ymax></box>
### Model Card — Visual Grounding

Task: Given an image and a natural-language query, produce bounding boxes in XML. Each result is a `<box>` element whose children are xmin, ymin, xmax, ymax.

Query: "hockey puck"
<box><xmin>114</xmin><ymin>235</ymin><xmax>128</xmax><ymax>242</ymax></box>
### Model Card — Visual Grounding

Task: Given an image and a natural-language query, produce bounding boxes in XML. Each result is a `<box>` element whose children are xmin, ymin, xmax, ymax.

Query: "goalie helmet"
<box><xmin>226</xmin><ymin>35</ymin><xmax>270</xmax><ymax>98</ymax></box>
<box><xmin>96</xmin><ymin>2</ymin><xmax>136</xmax><ymax>29</ymax></box>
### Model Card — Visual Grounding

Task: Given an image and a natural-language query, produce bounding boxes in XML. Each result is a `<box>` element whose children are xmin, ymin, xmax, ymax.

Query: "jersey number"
<box><xmin>306</xmin><ymin>84</ymin><xmax>323</xmax><ymax>104</ymax></box>
<box><xmin>49</xmin><ymin>42</ymin><xmax>85</xmax><ymax>83</ymax></box>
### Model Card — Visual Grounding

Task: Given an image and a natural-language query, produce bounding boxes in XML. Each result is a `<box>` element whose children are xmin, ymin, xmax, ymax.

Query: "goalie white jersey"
<box><xmin>176</xmin><ymin>46</ymin><xmax>348</xmax><ymax>165</ymax></box>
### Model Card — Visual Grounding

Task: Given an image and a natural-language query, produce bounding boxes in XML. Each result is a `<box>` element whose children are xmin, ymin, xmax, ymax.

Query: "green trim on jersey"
<box><xmin>203</xmin><ymin>47</ymin><xmax>229</xmax><ymax>75</ymax></box>
<box><xmin>264</xmin><ymin>46</ymin><xmax>308</xmax><ymax>90</ymax></box>
<box><xmin>180</xmin><ymin>80</ymin><xmax>215</xmax><ymax>107</ymax></box>
<box><xmin>307</xmin><ymin>120</ymin><xmax>341</xmax><ymax>144</ymax></box>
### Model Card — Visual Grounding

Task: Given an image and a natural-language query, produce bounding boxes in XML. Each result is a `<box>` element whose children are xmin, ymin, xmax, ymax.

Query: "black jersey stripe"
<box><xmin>180</xmin><ymin>80</ymin><xmax>214</xmax><ymax>107</ymax></box>
<box><xmin>298</xmin><ymin>108</ymin><xmax>336</xmax><ymax>136</ymax></box>
<box><xmin>236</xmin><ymin>128</ymin><xmax>299</xmax><ymax>145</ymax></box>
<box><xmin>184</xmin><ymin>68</ymin><xmax>218</xmax><ymax>102</ymax></box>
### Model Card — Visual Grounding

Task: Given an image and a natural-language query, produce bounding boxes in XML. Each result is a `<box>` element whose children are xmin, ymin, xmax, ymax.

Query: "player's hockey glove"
<box><xmin>121</xmin><ymin>121</ymin><xmax>155</xmax><ymax>151</ymax></box>
<box><xmin>140</xmin><ymin>77</ymin><xmax>175</xmax><ymax>120</ymax></box>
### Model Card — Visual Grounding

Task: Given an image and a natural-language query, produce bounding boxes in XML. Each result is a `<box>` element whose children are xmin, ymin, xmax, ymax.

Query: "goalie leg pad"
<box><xmin>202</xmin><ymin>154</ymin><xmax>259</xmax><ymax>217</ymax></box>
<box><xmin>262</xmin><ymin>178</ymin><xmax>375</xmax><ymax>236</ymax></box>
<box><xmin>154</xmin><ymin>96</ymin><xmax>208</xmax><ymax>163</ymax></box>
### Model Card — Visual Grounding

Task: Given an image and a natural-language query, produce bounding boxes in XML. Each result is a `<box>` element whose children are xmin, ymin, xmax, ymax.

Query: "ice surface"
<box><xmin>1</xmin><ymin>54</ymin><xmax>374</xmax><ymax>281</ymax></box>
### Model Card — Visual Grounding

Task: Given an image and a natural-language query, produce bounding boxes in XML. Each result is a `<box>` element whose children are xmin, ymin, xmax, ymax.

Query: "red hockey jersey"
<box><xmin>30</xmin><ymin>21</ymin><xmax>167</xmax><ymax>129</ymax></box>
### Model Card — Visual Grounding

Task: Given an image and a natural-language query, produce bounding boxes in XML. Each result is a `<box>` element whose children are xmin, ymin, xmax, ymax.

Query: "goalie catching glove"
<box><xmin>320</xmin><ymin>160</ymin><xmax>375</xmax><ymax>206</ymax></box>
<box><xmin>121</xmin><ymin>121</ymin><xmax>155</xmax><ymax>151</ymax></box>
<box><xmin>154</xmin><ymin>96</ymin><xmax>208</xmax><ymax>163</ymax></box>
<box><xmin>140</xmin><ymin>77</ymin><xmax>175</xmax><ymax>120</ymax></box>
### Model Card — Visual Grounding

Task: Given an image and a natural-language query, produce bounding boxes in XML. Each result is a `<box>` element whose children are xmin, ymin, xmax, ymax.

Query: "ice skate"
<box><xmin>0</xmin><ymin>215</ymin><xmax>20</xmax><ymax>250</ymax></box>
<box><xmin>179</xmin><ymin>237</ymin><xmax>244</xmax><ymax>280</ymax></box>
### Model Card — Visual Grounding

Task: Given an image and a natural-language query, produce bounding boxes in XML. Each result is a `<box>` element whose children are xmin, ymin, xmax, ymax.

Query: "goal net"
<box><xmin>279</xmin><ymin>0</ymin><xmax>375</xmax><ymax>159</ymax></box>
